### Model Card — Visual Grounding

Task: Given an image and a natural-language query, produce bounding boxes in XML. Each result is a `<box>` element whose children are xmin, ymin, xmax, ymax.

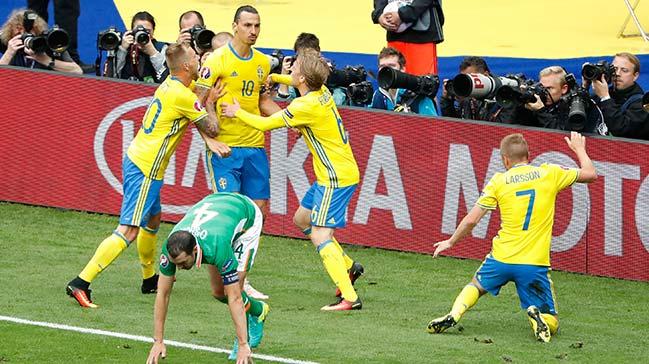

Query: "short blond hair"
<box><xmin>297</xmin><ymin>48</ymin><xmax>330</xmax><ymax>91</ymax></box>
<box><xmin>1</xmin><ymin>8</ymin><xmax>48</xmax><ymax>45</ymax></box>
<box><xmin>615</xmin><ymin>52</ymin><xmax>640</xmax><ymax>74</ymax></box>
<box><xmin>500</xmin><ymin>133</ymin><xmax>529</xmax><ymax>162</ymax></box>
<box><xmin>165</xmin><ymin>43</ymin><xmax>192</xmax><ymax>72</ymax></box>
<box><xmin>539</xmin><ymin>66</ymin><xmax>567</xmax><ymax>86</ymax></box>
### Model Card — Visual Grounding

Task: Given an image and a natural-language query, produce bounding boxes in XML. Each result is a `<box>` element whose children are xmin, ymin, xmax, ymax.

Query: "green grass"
<box><xmin>1</xmin><ymin>202</ymin><xmax>648</xmax><ymax>363</ymax></box>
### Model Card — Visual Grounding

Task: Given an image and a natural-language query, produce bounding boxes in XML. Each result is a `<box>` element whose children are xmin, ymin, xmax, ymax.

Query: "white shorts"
<box><xmin>233</xmin><ymin>196</ymin><xmax>263</xmax><ymax>272</ymax></box>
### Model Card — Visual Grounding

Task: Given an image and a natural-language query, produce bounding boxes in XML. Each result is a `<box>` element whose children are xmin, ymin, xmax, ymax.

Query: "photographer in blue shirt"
<box><xmin>370</xmin><ymin>47</ymin><xmax>438</xmax><ymax>116</ymax></box>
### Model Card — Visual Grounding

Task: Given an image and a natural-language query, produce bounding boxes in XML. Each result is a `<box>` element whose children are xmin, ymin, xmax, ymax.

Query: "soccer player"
<box><xmin>195</xmin><ymin>5</ymin><xmax>275</xmax><ymax>300</ymax></box>
<box><xmin>146</xmin><ymin>193</ymin><xmax>269</xmax><ymax>364</ymax></box>
<box><xmin>426</xmin><ymin>132</ymin><xmax>597</xmax><ymax>342</ymax></box>
<box><xmin>221</xmin><ymin>49</ymin><xmax>364</xmax><ymax>311</ymax></box>
<box><xmin>65</xmin><ymin>43</ymin><xmax>231</xmax><ymax>308</ymax></box>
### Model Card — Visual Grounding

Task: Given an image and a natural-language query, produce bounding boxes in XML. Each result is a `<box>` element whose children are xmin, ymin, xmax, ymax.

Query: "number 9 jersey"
<box><xmin>476</xmin><ymin>163</ymin><xmax>579</xmax><ymax>266</ymax></box>
<box><xmin>196</xmin><ymin>43</ymin><xmax>270</xmax><ymax>147</ymax></box>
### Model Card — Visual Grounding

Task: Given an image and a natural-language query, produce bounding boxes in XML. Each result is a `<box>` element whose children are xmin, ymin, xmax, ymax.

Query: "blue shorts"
<box><xmin>206</xmin><ymin>147</ymin><xmax>270</xmax><ymax>200</ymax></box>
<box><xmin>475</xmin><ymin>255</ymin><xmax>558</xmax><ymax>315</ymax></box>
<box><xmin>119</xmin><ymin>157</ymin><xmax>163</xmax><ymax>227</ymax></box>
<box><xmin>301</xmin><ymin>183</ymin><xmax>357</xmax><ymax>228</ymax></box>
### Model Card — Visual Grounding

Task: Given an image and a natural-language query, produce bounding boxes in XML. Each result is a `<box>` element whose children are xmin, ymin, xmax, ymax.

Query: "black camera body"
<box><xmin>347</xmin><ymin>81</ymin><xmax>374</xmax><ymax>105</ymax></box>
<box><xmin>97</xmin><ymin>27</ymin><xmax>122</xmax><ymax>51</ymax></box>
<box><xmin>187</xmin><ymin>25</ymin><xmax>214</xmax><ymax>51</ymax></box>
<box><xmin>22</xmin><ymin>25</ymin><xmax>69</xmax><ymax>54</ymax></box>
<box><xmin>582</xmin><ymin>61</ymin><xmax>615</xmax><ymax>82</ymax></box>
<box><xmin>377</xmin><ymin>67</ymin><xmax>439</xmax><ymax>97</ymax></box>
<box><xmin>21</xmin><ymin>33</ymin><xmax>47</xmax><ymax>53</ymax></box>
<box><xmin>563</xmin><ymin>73</ymin><xmax>591</xmax><ymax>127</ymax></box>
<box><xmin>328</xmin><ymin>65</ymin><xmax>367</xmax><ymax>89</ymax></box>
<box><xmin>132</xmin><ymin>25</ymin><xmax>151</xmax><ymax>46</ymax></box>
<box><xmin>268</xmin><ymin>49</ymin><xmax>285</xmax><ymax>74</ymax></box>
<box><xmin>496</xmin><ymin>75</ymin><xmax>549</xmax><ymax>108</ymax></box>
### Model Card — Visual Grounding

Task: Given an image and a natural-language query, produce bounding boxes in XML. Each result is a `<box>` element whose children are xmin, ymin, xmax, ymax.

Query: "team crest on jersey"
<box><xmin>193</xmin><ymin>100</ymin><xmax>204</xmax><ymax>112</ymax></box>
<box><xmin>200</xmin><ymin>66</ymin><xmax>211</xmax><ymax>79</ymax></box>
<box><xmin>160</xmin><ymin>254</ymin><xmax>169</xmax><ymax>268</ymax></box>
<box><xmin>218</xmin><ymin>177</ymin><xmax>227</xmax><ymax>190</ymax></box>
<box><xmin>257</xmin><ymin>65</ymin><xmax>264</xmax><ymax>81</ymax></box>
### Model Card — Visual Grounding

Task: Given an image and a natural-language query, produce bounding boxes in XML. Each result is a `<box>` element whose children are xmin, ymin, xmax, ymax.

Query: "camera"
<box><xmin>21</xmin><ymin>33</ymin><xmax>47</xmax><ymax>53</ymax></box>
<box><xmin>563</xmin><ymin>73</ymin><xmax>590</xmax><ymax>127</ymax></box>
<box><xmin>22</xmin><ymin>25</ymin><xmax>70</xmax><ymax>54</ymax></box>
<box><xmin>97</xmin><ymin>27</ymin><xmax>122</xmax><ymax>51</ymax></box>
<box><xmin>347</xmin><ymin>81</ymin><xmax>374</xmax><ymax>105</ymax></box>
<box><xmin>377</xmin><ymin>67</ymin><xmax>439</xmax><ymax>97</ymax></box>
<box><xmin>132</xmin><ymin>25</ymin><xmax>151</xmax><ymax>46</ymax></box>
<box><xmin>582</xmin><ymin>61</ymin><xmax>615</xmax><ymax>82</ymax></box>
<box><xmin>187</xmin><ymin>25</ymin><xmax>214</xmax><ymax>51</ymax></box>
<box><xmin>495</xmin><ymin>75</ymin><xmax>549</xmax><ymax>108</ymax></box>
<box><xmin>450</xmin><ymin>73</ymin><xmax>518</xmax><ymax>99</ymax></box>
<box><xmin>268</xmin><ymin>49</ymin><xmax>285</xmax><ymax>74</ymax></box>
<box><xmin>328</xmin><ymin>65</ymin><xmax>368</xmax><ymax>89</ymax></box>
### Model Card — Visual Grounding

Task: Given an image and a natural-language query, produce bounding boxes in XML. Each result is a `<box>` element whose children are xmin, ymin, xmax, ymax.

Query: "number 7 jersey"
<box><xmin>196</xmin><ymin>43</ymin><xmax>270</xmax><ymax>147</ymax></box>
<box><xmin>476</xmin><ymin>163</ymin><xmax>579</xmax><ymax>266</ymax></box>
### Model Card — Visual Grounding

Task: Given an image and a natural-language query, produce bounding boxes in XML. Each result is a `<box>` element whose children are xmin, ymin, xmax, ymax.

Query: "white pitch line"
<box><xmin>0</xmin><ymin>315</ymin><xmax>318</xmax><ymax>364</ymax></box>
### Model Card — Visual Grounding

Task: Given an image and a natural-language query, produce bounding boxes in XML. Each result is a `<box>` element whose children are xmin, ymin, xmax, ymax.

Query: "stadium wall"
<box><xmin>1</xmin><ymin>67</ymin><xmax>649</xmax><ymax>281</ymax></box>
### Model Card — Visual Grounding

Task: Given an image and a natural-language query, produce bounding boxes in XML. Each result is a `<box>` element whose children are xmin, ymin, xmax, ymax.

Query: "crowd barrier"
<box><xmin>1</xmin><ymin>67</ymin><xmax>648</xmax><ymax>281</ymax></box>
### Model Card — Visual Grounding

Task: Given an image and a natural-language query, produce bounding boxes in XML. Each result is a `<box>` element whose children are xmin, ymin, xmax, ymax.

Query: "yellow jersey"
<box><xmin>127</xmin><ymin>76</ymin><xmax>208</xmax><ymax>180</ymax></box>
<box><xmin>196</xmin><ymin>43</ymin><xmax>270</xmax><ymax>147</ymax></box>
<box><xmin>233</xmin><ymin>81</ymin><xmax>359</xmax><ymax>187</ymax></box>
<box><xmin>476</xmin><ymin>163</ymin><xmax>579</xmax><ymax>266</ymax></box>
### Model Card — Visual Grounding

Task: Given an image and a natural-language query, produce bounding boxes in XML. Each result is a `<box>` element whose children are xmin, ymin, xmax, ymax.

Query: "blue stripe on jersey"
<box><xmin>281</xmin><ymin>113</ymin><xmax>292</xmax><ymax>128</ymax></box>
<box><xmin>284</xmin><ymin>109</ymin><xmax>294</xmax><ymax>119</ymax></box>
<box><xmin>304</xmin><ymin>126</ymin><xmax>338</xmax><ymax>187</ymax></box>
<box><xmin>149</xmin><ymin>118</ymin><xmax>180</xmax><ymax>178</ymax></box>
<box><xmin>228</xmin><ymin>42</ymin><xmax>253</xmax><ymax>61</ymax></box>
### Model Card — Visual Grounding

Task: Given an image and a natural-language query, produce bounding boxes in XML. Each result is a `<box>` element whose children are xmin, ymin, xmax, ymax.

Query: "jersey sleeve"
<box><xmin>282</xmin><ymin>97</ymin><xmax>313</xmax><ymax>128</ymax></box>
<box><xmin>545</xmin><ymin>163</ymin><xmax>579</xmax><ymax>192</ymax></box>
<box><xmin>159</xmin><ymin>243</ymin><xmax>177</xmax><ymax>277</ymax></box>
<box><xmin>213</xmin><ymin>240</ymin><xmax>240</xmax><ymax>286</ymax></box>
<box><xmin>196</xmin><ymin>52</ymin><xmax>222</xmax><ymax>88</ymax></box>
<box><xmin>476</xmin><ymin>174</ymin><xmax>499</xmax><ymax>210</ymax></box>
<box><xmin>175</xmin><ymin>87</ymin><xmax>208</xmax><ymax>123</ymax></box>
<box><xmin>270</xmin><ymin>73</ymin><xmax>292</xmax><ymax>86</ymax></box>
<box><xmin>234</xmin><ymin>108</ymin><xmax>288</xmax><ymax>131</ymax></box>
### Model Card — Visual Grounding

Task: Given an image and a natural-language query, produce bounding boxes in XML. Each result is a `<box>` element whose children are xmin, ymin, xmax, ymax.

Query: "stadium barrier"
<box><xmin>2</xmin><ymin>67</ymin><xmax>649</xmax><ymax>281</ymax></box>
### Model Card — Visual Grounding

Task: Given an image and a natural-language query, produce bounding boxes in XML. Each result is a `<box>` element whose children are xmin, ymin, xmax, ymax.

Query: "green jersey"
<box><xmin>159</xmin><ymin>193</ymin><xmax>257</xmax><ymax>284</ymax></box>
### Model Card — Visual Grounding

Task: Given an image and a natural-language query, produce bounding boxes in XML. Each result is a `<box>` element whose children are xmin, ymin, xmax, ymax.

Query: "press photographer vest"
<box><xmin>119</xmin><ymin>39</ymin><xmax>167</xmax><ymax>83</ymax></box>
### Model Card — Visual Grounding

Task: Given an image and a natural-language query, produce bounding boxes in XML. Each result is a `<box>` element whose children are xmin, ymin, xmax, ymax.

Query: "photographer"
<box><xmin>526</xmin><ymin>66</ymin><xmax>604</xmax><ymax>134</ymax></box>
<box><xmin>177</xmin><ymin>10</ymin><xmax>204</xmax><ymax>45</ymax></box>
<box><xmin>276</xmin><ymin>33</ymin><xmax>350</xmax><ymax>106</ymax></box>
<box><xmin>370</xmin><ymin>46</ymin><xmax>437</xmax><ymax>115</ymax></box>
<box><xmin>115</xmin><ymin>11</ymin><xmax>168</xmax><ymax>83</ymax></box>
<box><xmin>441</xmin><ymin>56</ymin><xmax>528</xmax><ymax>124</ymax></box>
<box><xmin>0</xmin><ymin>9</ymin><xmax>81</xmax><ymax>74</ymax></box>
<box><xmin>586</xmin><ymin>53</ymin><xmax>649</xmax><ymax>140</ymax></box>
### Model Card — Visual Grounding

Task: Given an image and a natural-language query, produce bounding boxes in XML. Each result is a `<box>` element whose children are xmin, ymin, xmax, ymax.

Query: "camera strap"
<box><xmin>620</xmin><ymin>94</ymin><xmax>642</xmax><ymax>113</ymax></box>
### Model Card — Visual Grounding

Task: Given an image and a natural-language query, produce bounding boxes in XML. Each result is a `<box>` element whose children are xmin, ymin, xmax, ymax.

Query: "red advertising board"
<box><xmin>1</xmin><ymin>67</ymin><xmax>648</xmax><ymax>281</ymax></box>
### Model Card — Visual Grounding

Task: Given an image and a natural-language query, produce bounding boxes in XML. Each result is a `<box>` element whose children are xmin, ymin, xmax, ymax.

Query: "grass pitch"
<box><xmin>0</xmin><ymin>202</ymin><xmax>648</xmax><ymax>363</ymax></box>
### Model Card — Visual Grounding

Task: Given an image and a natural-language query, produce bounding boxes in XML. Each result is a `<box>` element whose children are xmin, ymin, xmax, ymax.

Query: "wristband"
<box><xmin>599</xmin><ymin>96</ymin><xmax>611</xmax><ymax>102</ymax></box>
